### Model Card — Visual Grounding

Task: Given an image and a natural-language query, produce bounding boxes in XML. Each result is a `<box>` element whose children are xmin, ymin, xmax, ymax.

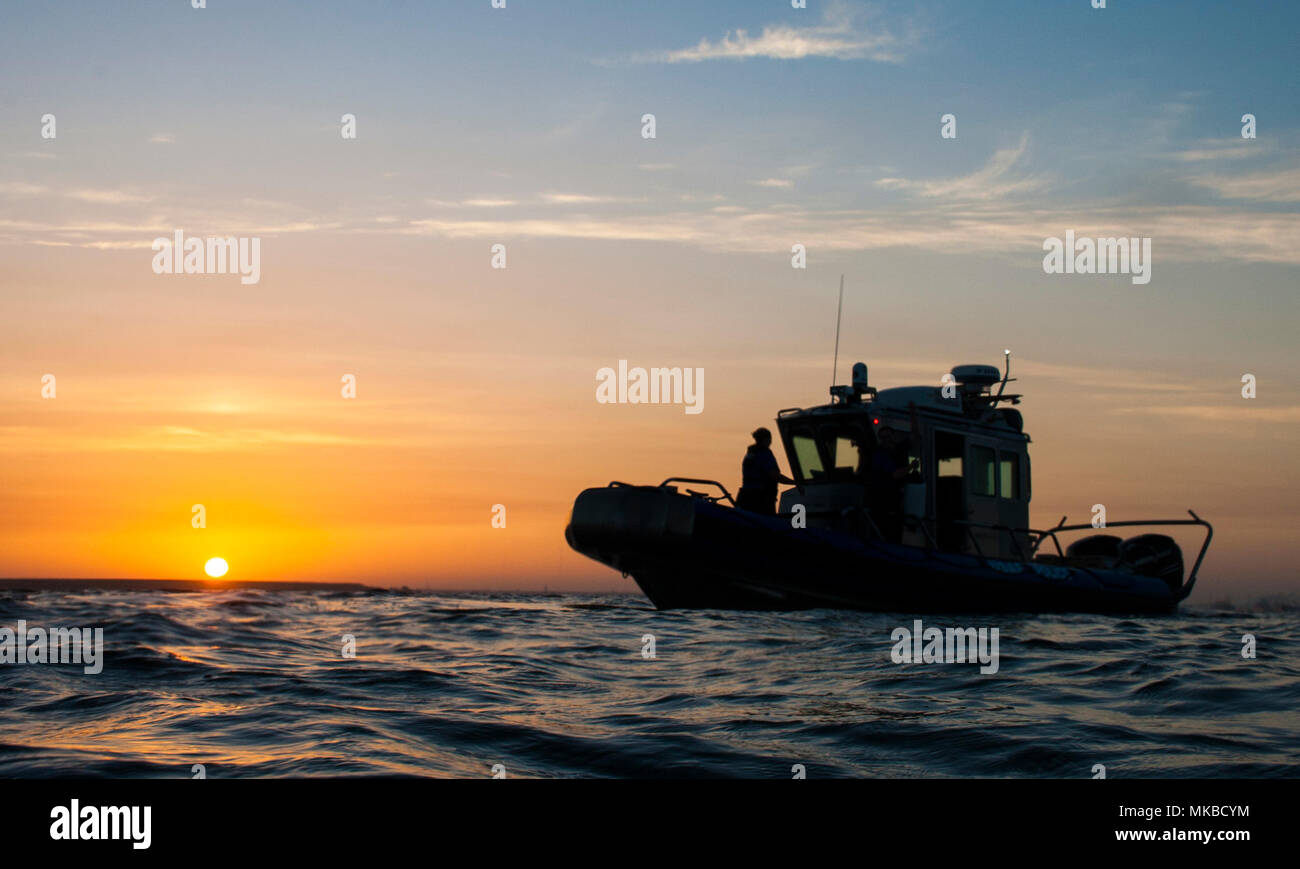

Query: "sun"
<box><xmin>204</xmin><ymin>557</ymin><xmax>229</xmax><ymax>578</ymax></box>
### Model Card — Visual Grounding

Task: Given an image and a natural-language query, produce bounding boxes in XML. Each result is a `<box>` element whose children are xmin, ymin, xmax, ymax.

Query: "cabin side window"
<box><xmin>999</xmin><ymin>452</ymin><xmax>1021</xmax><ymax>500</ymax></box>
<box><xmin>933</xmin><ymin>431</ymin><xmax>966</xmax><ymax>551</ymax></box>
<box><xmin>971</xmin><ymin>445</ymin><xmax>996</xmax><ymax>497</ymax></box>
<box><xmin>935</xmin><ymin>431</ymin><xmax>963</xmax><ymax>478</ymax></box>
<box><xmin>834</xmin><ymin>437</ymin><xmax>859</xmax><ymax>471</ymax></box>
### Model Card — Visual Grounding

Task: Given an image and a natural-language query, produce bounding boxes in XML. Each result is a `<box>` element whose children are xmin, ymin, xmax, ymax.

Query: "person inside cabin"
<box><xmin>736</xmin><ymin>427</ymin><xmax>794</xmax><ymax>515</ymax></box>
<box><xmin>865</xmin><ymin>409</ymin><xmax>923</xmax><ymax>540</ymax></box>
<box><xmin>865</xmin><ymin>427</ymin><xmax>910</xmax><ymax>539</ymax></box>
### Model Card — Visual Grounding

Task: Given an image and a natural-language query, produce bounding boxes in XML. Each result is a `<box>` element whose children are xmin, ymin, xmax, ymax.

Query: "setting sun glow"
<box><xmin>204</xmin><ymin>557</ymin><xmax>229</xmax><ymax>579</ymax></box>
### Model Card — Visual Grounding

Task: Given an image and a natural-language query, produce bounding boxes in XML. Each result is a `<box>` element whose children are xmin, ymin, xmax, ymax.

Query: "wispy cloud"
<box><xmin>66</xmin><ymin>188</ymin><xmax>154</xmax><ymax>205</ymax></box>
<box><xmin>1187</xmin><ymin>167</ymin><xmax>1300</xmax><ymax>202</ymax></box>
<box><xmin>0</xmin><ymin>182</ymin><xmax>50</xmax><ymax>196</ymax></box>
<box><xmin>425</xmin><ymin>192</ymin><xmax>639</xmax><ymax>208</ymax></box>
<box><xmin>1114</xmin><ymin>405</ymin><xmax>1300</xmax><ymax>423</ymax></box>
<box><xmin>0</xmin><ymin>424</ymin><xmax>389</xmax><ymax>453</ymax></box>
<box><xmin>0</xmin><ymin>184</ymin><xmax>153</xmax><ymax>204</ymax></box>
<box><xmin>1014</xmin><ymin>360</ymin><xmax>1198</xmax><ymax>394</ymax></box>
<box><xmin>426</xmin><ymin>197</ymin><xmax>518</xmax><ymax>208</ymax></box>
<box><xmin>462</xmin><ymin>197</ymin><xmax>517</xmax><ymax>208</ymax></box>
<box><xmin>638</xmin><ymin>2</ymin><xmax>916</xmax><ymax>64</ymax></box>
<box><xmin>541</xmin><ymin>192</ymin><xmax>628</xmax><ymax>205</ymax></box>
<box><xmin>149</xmin><ymin>133</ymin><xmax>175</xmax><ymax>145</ymax></box>
<box><xmin>0</xmin><ymin>215</ymin><xmax>339</xmax><ymax>248</ymax></box>
<box><xmin>1170</xmin><ymin>138</ymin><xmax>1270</xmax><ymax>162</ymax></box>
<box><xmin>4</xmin><ymin>135</ymin><xmax>1295</xmax><ymax>267</ymax></box>
<box><xmin>400</xmin><ymin>202</ymin><xmax>1300</xmax><ymax>265</ymax></box>
<box><xmin>875</xmin><ymin>135</ymin><xmax>1049</xmax><ymax>201</ymax></box>
<box><xmin>82</xmin><ymin>239</ymin><xmax>158</xmax><ymax>250</ymax></box>
<box><xmin>4</xmin><ymin>188</ymin><xmax>1296</xmax><ymax>265</ymax></box>
<box><xmin>1141</xmin><ymin>96</ymin><xmax>1197</xmax><ymax>147</ymax></box>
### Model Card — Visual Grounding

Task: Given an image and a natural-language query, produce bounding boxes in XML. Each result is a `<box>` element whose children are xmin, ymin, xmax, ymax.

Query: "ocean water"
<box><xmin>0</xmin><ymin>587</ymin><xmax>1296</xmax><ymax>778</ymax></box>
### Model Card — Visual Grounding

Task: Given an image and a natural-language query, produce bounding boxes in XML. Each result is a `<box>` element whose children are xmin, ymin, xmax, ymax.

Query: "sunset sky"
<box><xmin>1</xmin><ymin>1</ymin><xmax>1297</xmax><ymax>601</ymax></box>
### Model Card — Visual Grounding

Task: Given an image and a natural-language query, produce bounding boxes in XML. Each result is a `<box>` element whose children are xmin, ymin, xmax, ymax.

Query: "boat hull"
<box><xmin>566</xmin><ymin>485</ymin><xmax>1182</xmax><ymax>614</ymax></box>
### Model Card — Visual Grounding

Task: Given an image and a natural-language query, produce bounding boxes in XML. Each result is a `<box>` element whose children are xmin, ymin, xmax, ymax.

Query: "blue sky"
<box><xmin>4</xmin><ymin>0</ymin><xmax>1297</xmax><ymax>215</ymax></box>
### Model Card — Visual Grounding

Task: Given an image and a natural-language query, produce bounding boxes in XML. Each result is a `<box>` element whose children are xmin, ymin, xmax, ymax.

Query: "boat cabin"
<box><xmin>774</xmin><ymin>361</ymin><xmax>1031</xmax><ymax>559</ymax></box>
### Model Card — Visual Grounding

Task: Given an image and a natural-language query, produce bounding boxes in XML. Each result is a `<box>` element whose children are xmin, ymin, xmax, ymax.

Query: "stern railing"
<box><xmin>951</xmin><ymin>511</ymin><xmax>1212</xmax><ymax>598</ymax></box>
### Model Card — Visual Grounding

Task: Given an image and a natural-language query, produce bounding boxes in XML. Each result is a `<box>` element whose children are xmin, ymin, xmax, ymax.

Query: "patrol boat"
<box><xmin>565</xmin><ymin>357</ymin><xmax>1213</xmax><ymax>613</ymax></box>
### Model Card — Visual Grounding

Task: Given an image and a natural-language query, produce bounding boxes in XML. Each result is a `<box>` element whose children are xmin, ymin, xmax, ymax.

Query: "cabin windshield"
<box><xmin>781</xmin><ymin>419</ymin><xmax>874</xmax><ymax>483</ymax></box>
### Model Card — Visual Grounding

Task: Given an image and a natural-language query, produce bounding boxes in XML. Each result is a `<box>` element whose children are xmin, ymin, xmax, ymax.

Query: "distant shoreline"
<box><xmin>0</xmin><ymin>578</ymin><xmax>373</xmax><ymax>593</ymax></box>
<box><xmin>0</xmin><ymin>579</ymin><xmax>624</xmax><ymax>595</ymax></box>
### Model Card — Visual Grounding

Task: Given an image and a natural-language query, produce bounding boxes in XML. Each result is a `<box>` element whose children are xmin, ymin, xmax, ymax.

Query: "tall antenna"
<box><xmin>831</xmin><ymin>274</ymin><xmax>844</xmax><ymax>387</ymax></box>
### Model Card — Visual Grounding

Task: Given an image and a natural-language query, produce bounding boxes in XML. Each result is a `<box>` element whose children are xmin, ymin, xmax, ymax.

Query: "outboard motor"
<box><xmin>1118</xmin><ymin>534</ymin><xmax>1185</xmax><ymax>591</ymax></box>
<box><xmin>1066</xmin><ymin>534</ymin><xmax>1122</xmax><ymax>561</ymax></box>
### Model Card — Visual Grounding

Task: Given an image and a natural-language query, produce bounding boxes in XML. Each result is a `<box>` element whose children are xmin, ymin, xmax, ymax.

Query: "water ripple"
<box><xmin>0</xmin><ymin>591</ymin><xmax>1296</xmax><ymax>777</ymax></box>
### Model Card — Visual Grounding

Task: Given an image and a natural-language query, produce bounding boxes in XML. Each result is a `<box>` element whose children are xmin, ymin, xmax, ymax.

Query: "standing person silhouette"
<box><xmin>736</xmin><ymin>427</ymin><xmax>794</xmax><ymax>515</ymax></box>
